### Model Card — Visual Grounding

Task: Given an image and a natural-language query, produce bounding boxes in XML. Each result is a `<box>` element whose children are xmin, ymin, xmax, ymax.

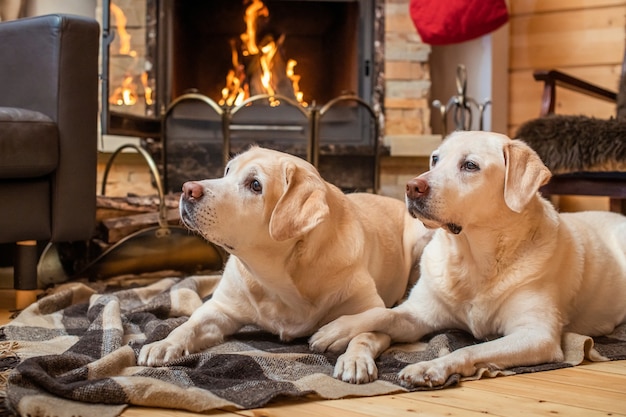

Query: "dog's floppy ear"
<box><xmin>503</xmin><ymin>140</ymin><xmax>552</xmax><ymax>213</ymax></box>
<box><xmin>269</xmin><ymin>163</ymin><xmax>330</xmax><ymax>241</ymax></box>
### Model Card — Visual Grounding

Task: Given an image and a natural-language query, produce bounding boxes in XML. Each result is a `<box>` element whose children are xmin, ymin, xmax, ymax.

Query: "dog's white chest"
<box><xmin>463</xmin><ymin>302</ymin><xmax>498</xmax><ymax>340</ymax></box>
<box><xmin>252</xmin><ymin>293</ymin><xmax>318</xmax><ymax>340</ymax></box>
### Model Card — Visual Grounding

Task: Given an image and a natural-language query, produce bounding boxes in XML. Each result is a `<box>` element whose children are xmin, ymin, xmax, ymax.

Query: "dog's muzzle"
<box><xmin>405</xmin><ymin>177</ymin><xmax>462</xmax><ymax>235</ymax></box>
<box><xmin>179</xmin><ymin>181</ymin><xmax>205</xmax><ymax>228</ymax></box>
<box><xmin>406</xmin><ymin>177</ymin><xmax>434</xmax><ymax>221</ymax></box>
<box><xmin>406</xmin><ymin>177</ymin><xmax>429</xmax><ymax>200</ymax></box>
<box><xmin>179</xmin><ymin>199</ymin><xmax>195</xmax><ymax>227</ymax></box>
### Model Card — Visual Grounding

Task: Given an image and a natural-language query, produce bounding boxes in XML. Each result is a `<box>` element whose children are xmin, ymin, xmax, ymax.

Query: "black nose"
<box><xmin>182</xmin><ymin>181</ymin><xmax>204</xmax><ymax>200</ymax></box>
<box><xmin>406</xmin><ymin>177</ymin><xmax>429</xmax><ymax>200</ymax></box>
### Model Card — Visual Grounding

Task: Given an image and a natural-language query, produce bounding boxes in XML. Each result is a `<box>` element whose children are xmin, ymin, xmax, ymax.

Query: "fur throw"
<box><xmin>515</xmin><ymin>115</ymin><xmax>626</xmax><ymax>174</ymax></box>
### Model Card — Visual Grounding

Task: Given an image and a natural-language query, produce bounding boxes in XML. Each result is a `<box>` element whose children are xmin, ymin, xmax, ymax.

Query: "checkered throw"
<box><xmin>1</xmin><ymin>274</ymin><xmax>625</xmax><ymax>417</ymax></box>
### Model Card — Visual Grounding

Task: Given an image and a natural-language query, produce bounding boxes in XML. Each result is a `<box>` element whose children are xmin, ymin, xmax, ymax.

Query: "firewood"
<box><xmin>99</xmin><ymin>209</ymin><xmax>182</xmax><ymax>244</ymax></box>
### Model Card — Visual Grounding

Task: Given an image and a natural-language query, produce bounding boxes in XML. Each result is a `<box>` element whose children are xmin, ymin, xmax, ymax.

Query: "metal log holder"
<box><xmin>432</xmin><ymin>64</ymin><xmax>492</xmax><ymax>134</ymax></box>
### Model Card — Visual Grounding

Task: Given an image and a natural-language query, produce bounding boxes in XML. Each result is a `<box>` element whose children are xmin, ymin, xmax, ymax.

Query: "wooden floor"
<box><xmin>1</xmin><ymin>298</ymin><xmax>625</xmax><ymax>416</ymax></box>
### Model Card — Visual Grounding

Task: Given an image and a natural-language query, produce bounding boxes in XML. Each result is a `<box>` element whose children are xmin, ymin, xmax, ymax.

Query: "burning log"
<box><xmin>246</xmin><ymin>34</ymin><xmax>296</xmax><ymax>101</ymax></box>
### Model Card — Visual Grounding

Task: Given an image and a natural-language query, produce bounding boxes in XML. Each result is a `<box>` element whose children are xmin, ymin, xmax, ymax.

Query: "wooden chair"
<box><xmin>515</xmin><ymin>49</ymin><xmax>626</xmax><ymax>214</ymax></box>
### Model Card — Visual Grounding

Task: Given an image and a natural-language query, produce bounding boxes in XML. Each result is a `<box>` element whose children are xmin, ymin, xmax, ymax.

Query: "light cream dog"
<box><xmin>138</xmin><ymin>146</ymin><xmax>432</xmax><ymax>374</ymax></box>
<box><xmin>310</xmin><ymin>131</ymin><xmax>626</xmax><ymax>387</ymax></box>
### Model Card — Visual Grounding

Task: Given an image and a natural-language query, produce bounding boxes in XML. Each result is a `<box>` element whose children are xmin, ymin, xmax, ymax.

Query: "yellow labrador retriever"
<box><xmin>138</xmin><ymin>146</ymin><xmax>432</xmax><ymax>374</ymax></box>
<box><xmin>310</xmin><ymin>131</ymin><xmax>626</xmax><ymax>387</ymax></box>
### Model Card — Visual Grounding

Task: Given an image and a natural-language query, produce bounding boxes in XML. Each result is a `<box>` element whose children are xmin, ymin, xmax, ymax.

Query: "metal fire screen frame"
<box><xmin>161</xmin><ymin>92</ymin><xmax>380</xmax><ymax>192</ymax></box>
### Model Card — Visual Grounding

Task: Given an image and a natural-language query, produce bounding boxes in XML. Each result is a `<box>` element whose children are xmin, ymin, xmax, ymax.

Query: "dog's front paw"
<box><xmin>398</xmin><ymin>360</ymin><xmax>451</xmax><ymax>388</ymax></box>
<box><xmin>309</xmin><ymin>317</ymin><xmax>356</xmax><ymax>353</ymax></box>
<box><xmin>333</xmin><ymin>351</ymin><xmax>378</xmax><ymax>384</ymax></box>
<box><xmin>138</xmin><ymin>340</ymin><xmax>188</xmax><ymax>367</ymax></box>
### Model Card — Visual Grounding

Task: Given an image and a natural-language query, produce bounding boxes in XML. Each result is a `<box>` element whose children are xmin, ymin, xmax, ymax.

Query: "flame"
<box><xmin>241</xmin><ymin>0</ymin><xmax>267</xmax><ymax>56</ymax></box>
<box><xmin>286</xmin><ymin>59</ymin><xmax>305</xmax><ymax>104</ymax></box>
<box><xmin>109</xmin><ymin>2</ymin><xmax>153</xmax><ymax>109</ymax></box>
<box><xmin>259</xmin><ymin>39</ymin><xmax>278</xmax><ymax>97</ymax></box>
<box><xmin>219</xmin><ymin>0</ymin><xmax>307</xmax><ymax>107</ymax></box>
<box><xmin>141</xmin><ymin>72</ymin><xmax>153</xmax><ymax>105</ymax></box>
<box><xmin>109</xmin><ymin>76</ymin><xmax>138</xmax><ymax>106</ymax></box>
<box><xmin>220</xmin><ymin>39</ymin><xmax>247</xmax><ymax>106</ymax></box>
<box><xmin>110</xmin><ymin>3</ymin><xmax>135</xmax><ymax>57</ymax></box>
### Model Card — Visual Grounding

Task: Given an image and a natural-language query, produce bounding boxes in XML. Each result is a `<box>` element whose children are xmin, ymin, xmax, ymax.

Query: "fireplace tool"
<box><xmin>432</xmin><ymin>64</ymin><xmax>492</xmax><ymax>134</ymax></box>
<box><xmin>37</xmin><ymin>144</ymin><xmax>226</xmax><ymax>286</ymax></box>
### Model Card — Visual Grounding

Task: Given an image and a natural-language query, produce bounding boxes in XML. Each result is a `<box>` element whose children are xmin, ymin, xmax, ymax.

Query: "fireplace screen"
<box><xmin>102</xmin><ymin>0</ymin><xmax>382</xmax><ymax>192</ymax></box>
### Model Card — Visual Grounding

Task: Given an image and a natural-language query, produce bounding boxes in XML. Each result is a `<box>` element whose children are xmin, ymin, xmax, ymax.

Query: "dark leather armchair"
<box><xmin>0</xmin><ymin>14</ymin><xmax>100</xmax><ymax>306</ymax></box>
<box><xmin>515</xmin><ymin>48</ymin><xmax>626</xmax><ymax>214</ymax></box>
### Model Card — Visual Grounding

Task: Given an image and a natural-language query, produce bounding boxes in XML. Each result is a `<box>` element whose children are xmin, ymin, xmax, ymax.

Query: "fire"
<box><xmin>221</xmin><ymin>39</ymin><xmax>248</xmax><ymax>107</ymax></box>
<box><xmin>219</xmin><ymin>0</ymin><xmax>307</xmax><ymax>107</ymax></box>
<box><xmin>259</xmin><ymin>38</ymin><xmax>278</xmax><ymax>96</ymax></box>
<box><xmin>109</xmin><ymin>2</ymin><xmax>151</xmax><ymax>109</ymax></box>
<box><xmin>110</xmin><ymin>3</ymin><xmax>134</xmax><ymax>57</ymax></box>
<box><xmin>286</xmin><ymin>59</ymin><xmax>304</xmax><ymax>103</ymax></box>
<box><xmin>241</xmin><ymin>0</ymin><xmax>267</xmax><ymax>56</ymax></box>
<box><xmin>109</xmin><ymin>76</ymin><xmax>138</xmax><ymax>106</ymax></box>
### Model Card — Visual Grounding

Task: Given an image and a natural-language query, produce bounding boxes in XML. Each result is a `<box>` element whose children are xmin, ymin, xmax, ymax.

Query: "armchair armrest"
<box><xmin>0</xmin><ymin>14</ymin><xmax>100</xmax><ymax>241</ymax></box>
<box><xmin>533</xmin><ymin>70</ymin><xmax>617</xmax><ymax>116</ymax></box>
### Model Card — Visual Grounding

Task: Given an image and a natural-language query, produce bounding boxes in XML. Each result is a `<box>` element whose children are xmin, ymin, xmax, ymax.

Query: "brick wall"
<box><xmin>383</xmin><ymin>0</ymin><xmax>431</xmax><ymax>143</ymax></box>
<box><xmin>380</xmin><ymin>0</ymin><xmax>433</xmax><ymax>199</ymax></box>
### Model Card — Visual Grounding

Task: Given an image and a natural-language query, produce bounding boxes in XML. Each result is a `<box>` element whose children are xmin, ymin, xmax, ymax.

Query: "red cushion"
<box><xmin>410</xmin><ymin>0</ymin><xmax>509</xmax><ymax>45</ymax></box>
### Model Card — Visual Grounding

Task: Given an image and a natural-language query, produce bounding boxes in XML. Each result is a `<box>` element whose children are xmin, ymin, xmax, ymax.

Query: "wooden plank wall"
<box><xmin>508</xmin><ymin>0</ymin><xmax>626</xmax><ymax>136</ymax></box>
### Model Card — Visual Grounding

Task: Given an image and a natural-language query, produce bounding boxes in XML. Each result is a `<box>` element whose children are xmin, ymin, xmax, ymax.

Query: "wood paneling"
<box><xmin>510</xmin><ymin>6</ymin><xmax>625</xmax><ymax>70</ymax></box>
<box><xmin>511</xmin><ymin>0</ymin><xmax>626</xmax><ymax>15</ymax></box>
<box><xmin>507</xmin><ymin>0</ymin><xmax>626</xmax><ymax>134</ymax></box>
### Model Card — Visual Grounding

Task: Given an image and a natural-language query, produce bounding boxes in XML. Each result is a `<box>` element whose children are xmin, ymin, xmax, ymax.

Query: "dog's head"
<box><xmin>179</xmin><ymin>146</ymin><xmax>330</xmax><ymax>253</ymax></box>
<box><xmin>405</xmin><ymin>131</ymin><xmax>551</xmax><ymax>234</ymax></box>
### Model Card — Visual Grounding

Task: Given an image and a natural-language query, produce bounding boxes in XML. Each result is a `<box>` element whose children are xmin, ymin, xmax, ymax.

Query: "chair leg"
<box><xmin>14</xmin><ymin>240</ymin><xmax>39</xmax><ymax>310</ymax></box>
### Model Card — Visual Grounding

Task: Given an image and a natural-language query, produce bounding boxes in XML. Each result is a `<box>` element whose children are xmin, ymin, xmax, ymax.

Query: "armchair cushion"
<box><xmin>0</xmin><ymin>107</ymin><xmax>58</xmax><ymax>178</ymax></box>
<box><xmin>515</xmin><ymin>114</ymin><xmax>626</xmax><ymax>175</ymax></box>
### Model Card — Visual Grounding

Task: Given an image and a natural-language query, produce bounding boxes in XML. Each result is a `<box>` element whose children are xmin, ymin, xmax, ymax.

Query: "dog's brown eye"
<box><xmin>250</xmin><ymin>179</ymin><xmax>262</xmax><ymax>193</ymax></box>
<box><xmin>462</xmin><ymin>161</ymin><xmax>479</xmax><ymax>171</ymax></box>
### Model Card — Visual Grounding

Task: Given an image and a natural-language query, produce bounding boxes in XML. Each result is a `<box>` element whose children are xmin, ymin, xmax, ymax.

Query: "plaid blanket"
<box><xmin>1</xmin><ymin>274</ymin><xmax>625</xmax><ymax>417</ymax></box>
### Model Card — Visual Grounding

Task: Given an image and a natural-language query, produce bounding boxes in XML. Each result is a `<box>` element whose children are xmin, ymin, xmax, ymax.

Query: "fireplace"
<box><xmin>102</xmin><ymin>0</ymin><xmax>384</xmax><ymax>193</ymax></box>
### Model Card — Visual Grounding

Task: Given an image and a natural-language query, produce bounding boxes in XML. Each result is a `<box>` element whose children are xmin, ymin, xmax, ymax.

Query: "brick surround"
<box><xmin>379</xmin><ymin>0</ymin><xmax>434</xmax><ymax>199</ymax></box>
<box><xmin>383</xmin><ymin>0</ymin><xmax>431</xmax><ymax>143</ymax></box>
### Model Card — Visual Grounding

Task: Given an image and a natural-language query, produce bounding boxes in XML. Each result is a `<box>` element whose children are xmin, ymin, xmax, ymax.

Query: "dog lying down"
<box><xmin>310</xmin><ymin>130</ymin><xmax>626</xmax><ymax>387</ymax></box>
<box><xmin>138</xmin><ymin>146</ymin><xmax>432</xmax><ymax>375</ymax></box>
